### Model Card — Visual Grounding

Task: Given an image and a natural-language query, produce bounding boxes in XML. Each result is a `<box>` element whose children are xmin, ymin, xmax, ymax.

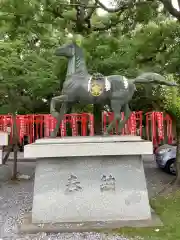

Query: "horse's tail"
<box><xmin>133</xmin><ymin>72</ymin><xmax>177</xmax><ymax>86</ymax></box>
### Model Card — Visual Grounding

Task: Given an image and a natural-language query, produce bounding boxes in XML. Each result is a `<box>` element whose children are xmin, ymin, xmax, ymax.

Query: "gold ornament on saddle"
<box><xmin>88</xmin><ymin>73</ymin><xmax>110</xmax><ymax>97</ymax></box>
<box><xmin>91</xmin><ymin>82</ymin><xmax>103</xmax><ymax>96</ymax></box>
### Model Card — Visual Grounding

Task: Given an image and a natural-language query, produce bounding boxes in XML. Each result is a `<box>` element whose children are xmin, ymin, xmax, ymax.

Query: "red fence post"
<box><xmin>60</xmin><ymin>118</ymin><xmax>66</xmax><ymax>137</ymax></box>
<box><xmin>146</xmin><ymin>112</ymin><xmax>150</xmax><ymax>141</ymax></box>
<box><xmin>165</xmin><ymin>114</ymin><xmax>173</xmax><ymax>144</ymax></box>
<box><xmin>71</xmin><ymin>114</ymin><xmax>78</xmax><ymax>136</ymax></box>
<box><xmin>89</xmin><ymin>114</ymin><xmax>94</xmax><ymax>136</ymax></box>
<box><xmin>155</xmin><ymin>112</ymin><xmax>164</xmax><ymax>144</ymax></box>
<box><xmin>81</xmin><ymin>113</ymin><xmax>87</xmax><ymax>136</ymax></box>
<box><xmin>130</xmin><ymin>112</ymin><xmax>136</xmax><ymax>135</ymax></box>
<box><xmin>139</xmin><ymin>111</ymin><xmax>143</xmax><ymax>137</ymax></box>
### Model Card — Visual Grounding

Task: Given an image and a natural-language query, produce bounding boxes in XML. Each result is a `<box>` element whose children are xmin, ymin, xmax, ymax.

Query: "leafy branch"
<box><xmin>159</xmin><ymin>0</ymin><xmax>180</xmax><ymax>20</ymax></box>
<box><xmin>96</xmin><ymin>0</ymin><xmax>132</xmax><ymax>13</ymax></box>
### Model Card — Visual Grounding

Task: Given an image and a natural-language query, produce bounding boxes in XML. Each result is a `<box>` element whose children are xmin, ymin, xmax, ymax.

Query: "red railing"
<box><xmin>146</xmin><ymin>112</ymin><xmax>173</xmax><ymax>147</ymax></box>
<box><xmin>0</xmin><ymin>112</ymin><xmax>174</xmax><ymax>147</ymax></box>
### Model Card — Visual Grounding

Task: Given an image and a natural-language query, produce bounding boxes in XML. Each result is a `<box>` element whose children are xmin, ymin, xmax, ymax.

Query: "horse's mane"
<box><xmin>74</xmin><ymin>43</ymin><xmax>85</xmax><ymax>59</ymax></box>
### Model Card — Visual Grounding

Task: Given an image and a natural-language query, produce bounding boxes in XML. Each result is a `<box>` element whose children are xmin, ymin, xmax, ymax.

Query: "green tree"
<box><xmin>0</xmin><ymin>39</ymin><xmax>30</xmax><ymax>178</ymax></box>
<box><xmin>1</xmin><ymin>0</ymin><xmax>162</xmax><ymax>134</ymax></box>
<box><xmin>117</xmin><ymin>18</ymin><xmax>180</xmax><ymax>184</ymax></box>
<box><xmin>2</xmin><ymin>0</ymin><xmax>180</xmax><ymax>180</ymax></box>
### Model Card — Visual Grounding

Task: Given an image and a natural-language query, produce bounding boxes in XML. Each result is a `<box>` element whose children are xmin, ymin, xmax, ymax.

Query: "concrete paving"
<box><xmin>3</xmin><ymin>152</ymin><xmax>34</xmax><ymax>162</ymax></box>
<box><xmin>0</xmin><ymin>165</ymin><xmax>12</xmax><ymax>183</ymax></box>
<box><xmin>0</xmin><ymin>156</ymin><xmax>173</xmax><ymax>239</ymax></box>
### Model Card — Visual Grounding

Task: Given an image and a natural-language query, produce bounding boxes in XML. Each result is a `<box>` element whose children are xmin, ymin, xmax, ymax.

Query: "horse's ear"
<box><xmin>73</xmin><ymin>34</ymin><xmax>83</xmax><ymax>47</ymax></box>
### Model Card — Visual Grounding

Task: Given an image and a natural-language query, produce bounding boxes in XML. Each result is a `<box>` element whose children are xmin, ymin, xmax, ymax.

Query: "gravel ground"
<box><xmin>0</xmin><ymin>158</ymin><xmax>173</xmax><ymax>240</ymax></box>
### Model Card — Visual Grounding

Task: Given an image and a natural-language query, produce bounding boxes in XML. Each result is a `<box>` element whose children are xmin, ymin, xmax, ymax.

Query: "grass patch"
<box><xmin>115</xmin><ymin>190</ymin><xmax>180</xmax><ymax>240</ymax></box>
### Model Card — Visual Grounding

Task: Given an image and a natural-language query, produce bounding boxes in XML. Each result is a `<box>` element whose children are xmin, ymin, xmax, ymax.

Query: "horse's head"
<box><xmin>55</xmin><ymin>42</ymin><xmax>75</xmax><ymax>58</ymax></box>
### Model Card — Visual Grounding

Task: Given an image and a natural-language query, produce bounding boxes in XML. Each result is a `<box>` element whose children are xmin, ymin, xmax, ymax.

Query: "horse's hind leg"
<box><xmin>106</xmin><ymin>100</ymin><xmax>122</xmax><ymax>134</ymax></box>
<box><xmin>106</xmin><ymin>102</ymin><xmax>131</xmax><ymax>135</ymax></box>
<box><xmin>118</xmin><ymin>104</ymin><xmax>131</xmax><ymax>134</ymax></box>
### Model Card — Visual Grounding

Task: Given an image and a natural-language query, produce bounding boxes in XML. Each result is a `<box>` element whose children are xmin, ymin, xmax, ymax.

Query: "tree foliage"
<box><xmin>2</xmin><ymin>0</ymin><xmax>180</xmax><ymax>179</ymax></box>
<box><xmin>0</xmin><ymin>0</ymin><xmax>179</xmax><ymax>114</ymax></box>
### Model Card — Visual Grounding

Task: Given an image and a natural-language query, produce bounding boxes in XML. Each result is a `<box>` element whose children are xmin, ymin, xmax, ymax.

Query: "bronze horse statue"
<box><xmin>50</xmin><ymin>41</ymin><xmax>176</xmax><ymax>137</ymax></box>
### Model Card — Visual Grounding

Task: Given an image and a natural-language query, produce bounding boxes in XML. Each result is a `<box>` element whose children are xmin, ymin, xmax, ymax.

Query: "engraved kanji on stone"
<box><xmin>65</xmin><ymin>174</ymin><xmax>82</xmax><ymax>194</ymax></box>
<box><xmin>125</xmin><ymin>191</ymin><xmax>141</xmax><ymax>205</ymax></box>
<box><xmin>100</xmin><ymin>174</ymin><xmax>115</xmax><ymax>192</ymax></box>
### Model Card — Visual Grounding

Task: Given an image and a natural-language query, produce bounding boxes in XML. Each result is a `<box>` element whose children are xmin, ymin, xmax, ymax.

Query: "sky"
<box><xmin>98</xmin><ymin>0</ymin><xmax>179</xmax><ymax>15</ymax></box>
<box><xmin>172</xmin><ymin>0</ymin><xmax>179</xmax><ymax>8</ymax></box>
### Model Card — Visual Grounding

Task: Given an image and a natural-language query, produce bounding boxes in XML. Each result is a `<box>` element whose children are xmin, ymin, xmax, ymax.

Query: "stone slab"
<box><xmin>18</xmin><ymin>209</ymin><xmax>163</xmax><ymax>234</ymax></box>
<box><xmin>0</xmin><ymin>149</ymin><xmax>3</xmax><ymax>164</ymax></box>
<box><xmin>35</xmin><ymin>135</ymin><xmax>142</xmax><ymax>144</ymax></box>
<box><xmin>0</xmin><ymin>131</ymin><xmax>8</xmax><ymax>146</ymax></box>
<box><xmin>32</xmin><ymin>156</ymin><xmax>151</xmax><ymax>223</ymax></box>
<box><xmin>24</xmin><ymin>136</ymin><xmax>153</xmax><ymax>158</ymax></box>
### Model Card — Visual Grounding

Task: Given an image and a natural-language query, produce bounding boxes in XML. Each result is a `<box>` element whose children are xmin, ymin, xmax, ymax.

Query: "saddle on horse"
<box><xmin>88</xmin><ymin>73</ymin><xmax>111</xmax><ymax>97</ymax></box>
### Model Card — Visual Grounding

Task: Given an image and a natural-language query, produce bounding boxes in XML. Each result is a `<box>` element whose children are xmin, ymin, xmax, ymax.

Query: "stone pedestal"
<box><xmin>23</xmin><ymin>135</ymin><xmax>155</xmax><ymax>230</ymax></box>
<box><xmin>0</xmin><ymin>131</ymin><xmax>11</xmax><ymax>183</ymax></box>
<box><xmin>0</xmin><ymin>131</ymin><xmax>8</xmax><ymax>164</ymax></box>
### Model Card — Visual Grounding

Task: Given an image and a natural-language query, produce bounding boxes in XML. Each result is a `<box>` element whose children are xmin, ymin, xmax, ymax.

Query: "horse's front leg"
<box><xmin>50</xmin><ymin>95</ymin><xmax>67</xmax><ymax>119</ymax></box>
<box><xmin>50</xmin><ymin>95</ymin><xmax>68</xmax><ymax>138</ymax></box>
<box><xmin>50</xmin><ymin>103</ymin><xmax>67</xmax><ymax>138</ymax></box>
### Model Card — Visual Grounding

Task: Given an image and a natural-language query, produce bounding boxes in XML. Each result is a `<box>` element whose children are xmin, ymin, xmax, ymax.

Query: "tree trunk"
<box><xmin>175</xmin><ymin>123</ymin><xmax>180</xmax><ymax>185</ymax></box>
<box><xmin>93</xmin><ymin>104</ymin><xmax>102</xmax><ymax>135</ymax></box>
<box><xmin>2</xmin><ymin>145</ymin><xmax>13</xmax><ymax>164</ymax></box>
<box><xmin>11</xmin><ymin>112</ymin><xmax>19</xmax><ymax>180</ymax></box>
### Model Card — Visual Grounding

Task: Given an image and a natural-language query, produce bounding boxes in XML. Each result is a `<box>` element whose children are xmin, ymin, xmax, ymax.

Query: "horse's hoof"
<box><xmin>103</xmin><ymin>132</ymin><xmax>109</xmax><ymax>136</ymax></box>
<box><xmin>50</xmin><ymin>132</ymin><xmax>56</xmax><ymax>138</ymax></box>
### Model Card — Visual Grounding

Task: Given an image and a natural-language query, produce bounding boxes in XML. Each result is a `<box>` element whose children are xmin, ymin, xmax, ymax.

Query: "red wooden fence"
<box><xmin>0</xmin><ymin>112</ymin><xmax>173</xmax><ymax>147</ymax></box>
<box><xmin>146</xmin><ymin>112</ymin><xmax>173</xmax><ymax>147</ymax></box>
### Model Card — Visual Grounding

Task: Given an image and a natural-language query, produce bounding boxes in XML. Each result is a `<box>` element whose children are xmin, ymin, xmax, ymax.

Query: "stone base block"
<box><xmin>32</xmin><ymin>156</ymin><xmax>151</xmax><ymax>223</ymax></box>
<box><xmin>24</xmin><ymin>136</ymin><xmax>153</xmax><ymax>225</ymax></box>
<box><xmin>18</xmin><ymin>209</ymin><xmax>163</xmax><ymax>234</ymax></box>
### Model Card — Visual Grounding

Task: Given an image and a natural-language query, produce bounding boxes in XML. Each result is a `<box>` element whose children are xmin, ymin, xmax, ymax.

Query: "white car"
<box><xmin>155</xmin><ymin>144</ymin><xmax>176</xmax><ymax>175</ymax></box>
